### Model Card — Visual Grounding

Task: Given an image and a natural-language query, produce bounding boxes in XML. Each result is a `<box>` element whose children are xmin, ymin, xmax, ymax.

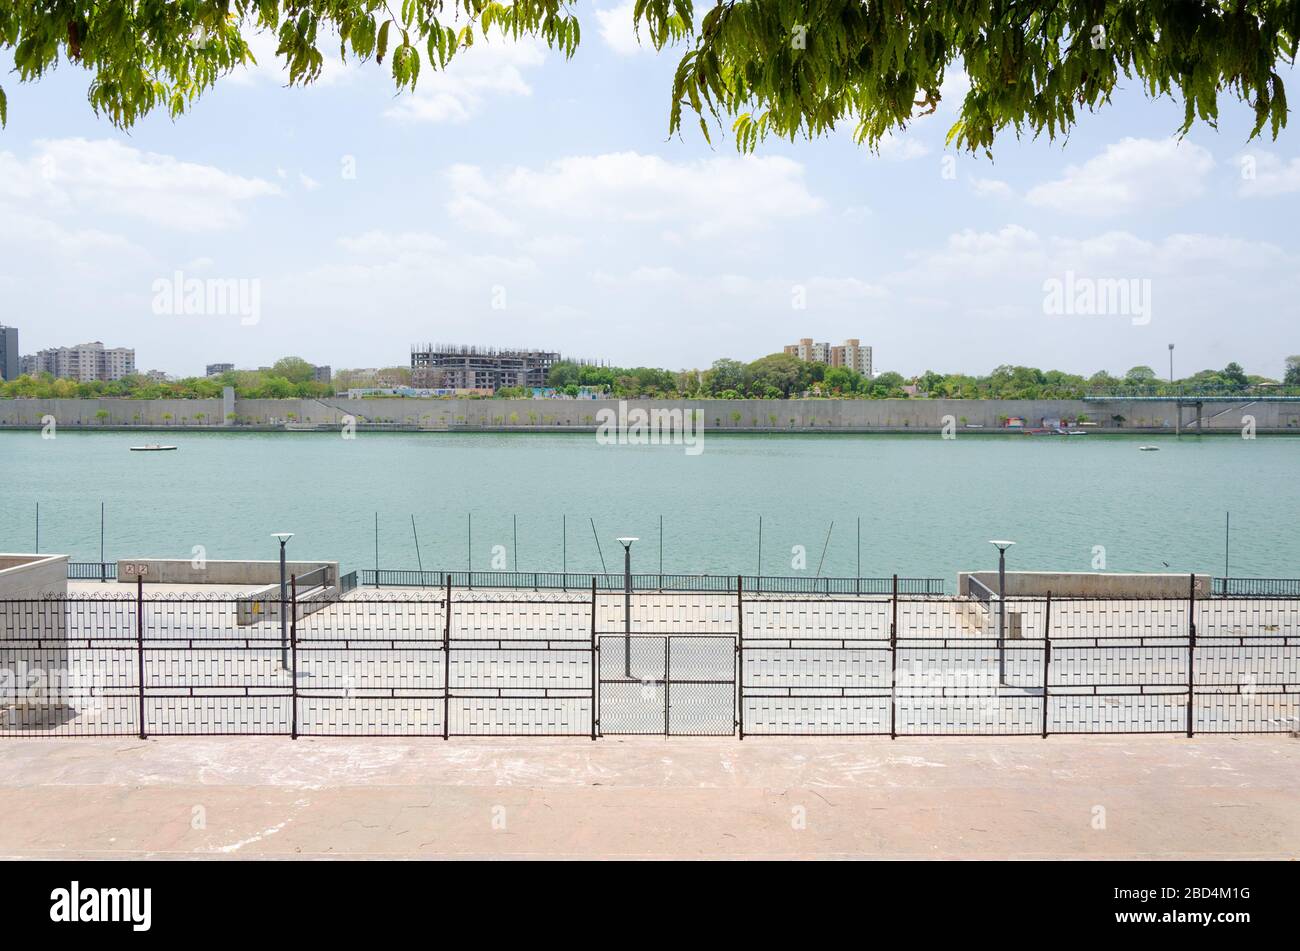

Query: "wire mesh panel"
<box><xmin>597</xmin><ymin>634</ymin><xmax>735</xmax><ymax>735</ymax></box>
<box><xmin>598</xmin><ymin>635</ymin><xmax>668</xmax><ymax>735</ymax></box>
<box><xmin>895</xmin><ymin>639</ymin><xmax>1046</xmax><ymax>736</ymax></box>
<box><xmin>0</xmin><ymin>598</ymin><xmax>140</xmax><ymax>736</ymax></box>
<box><xmin>1193</xmin><ymin>597</ymin><xmax>1300</xmax><ymax>733</ymax></box>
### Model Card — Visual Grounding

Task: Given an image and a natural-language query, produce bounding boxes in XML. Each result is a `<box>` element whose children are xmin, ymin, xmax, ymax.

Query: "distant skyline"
<box><xmin>1</xmin><ymin>2</ymin><xmax>1296</xmax><ymax>379</ymax></box>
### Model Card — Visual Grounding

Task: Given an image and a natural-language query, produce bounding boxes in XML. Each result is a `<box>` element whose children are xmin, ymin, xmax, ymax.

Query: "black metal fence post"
<box><xmin>737</xmin><ymin>575</ymin><xmax>744</xmax><ymax>740</ymax></box>
<box><xmin>890</xmin><ymin>573</ymin><xmax>898</xmax><ymax>740</ymax></box>
<box><xmin>1041</xmin><ymin>591</ymin><xmax>1052</xmax><ymax>739</ymax></box>
<box><xmin>1187</xmin><ymin>573</ymin><xmax>1197</xmax><ymax>738</ymax></box>
<box><xmin>443</xmin><ymin>577</ymin><xmax>452</xmax><ymax>740</ymax></box>
<box><xmin>290</xmin><ymin>574</ymin><xmax>299</xmax><ymax>740</ymax></box>
<box><xmin>136</xmin><ymin>574</ymin><xmax>146</xmax><ymax>740</ymax></box>
<box><xmin>590</xmin><ymin>577</ymin><xmax>598</xmax><ymax>741</ymax></box>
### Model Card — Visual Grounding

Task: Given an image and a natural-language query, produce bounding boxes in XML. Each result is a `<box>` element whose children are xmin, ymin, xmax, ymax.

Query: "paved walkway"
<box><xmin>1</xmin><ymin>735</ymin><xmax>1297</xmax><ymax>859</ymax></box>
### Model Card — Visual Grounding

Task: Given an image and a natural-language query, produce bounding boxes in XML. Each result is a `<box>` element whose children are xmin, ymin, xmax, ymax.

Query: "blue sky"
<box><xmin>1</xmin><ymin>2</ymin><xmax>1297</xmax><ymax>379</ymax></box>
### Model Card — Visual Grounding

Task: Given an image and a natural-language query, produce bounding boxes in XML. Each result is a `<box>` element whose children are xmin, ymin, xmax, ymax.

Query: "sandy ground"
<box><xmin>1</xmin><ymin>734</ymin><xmax>1297</xmax><ymax>860</ymax></box>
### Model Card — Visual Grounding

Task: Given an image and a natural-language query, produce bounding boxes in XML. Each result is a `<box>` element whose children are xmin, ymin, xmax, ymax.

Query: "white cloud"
<box><xmin>1026</xmin><ymin>137</ymin><xmax>1215</xmax><ymax>216</ymax></box>
<box><xmin>1237</xmin><ymin>151</ymin><xmax>1300</xmax><ymax>197</ymax></box>
<box><xmin>970</xmin><ymin>177</ymin><xmax>1012</xmax><ymax>198</ymax></box>
<box><xmin>449</xmin><ymin>151</ymin><xmax>823</xmax><ymax>239</ymax></box>
<box><xmin>384</xmin><ymin>40</ymin><xmax>545</xmax><ymax>123</ymax></box>
<box><xmin>874</xmin><ymin>131</ymin><xmax>931</xmax><ymax>161</ymax></box>
<box><xmin>0</xmin><ymin>138</ymin><xmax>278</xmax><ymax>231</ymax></box>
<box><xmin>298</xmin><ymin>172</ymin><xmax>321</xmax><ymax>191</ymax></box>
<box><xmin>595</xmin><ymin>2</ymin><xmax>643</xmax><ymax>56</ymax></box>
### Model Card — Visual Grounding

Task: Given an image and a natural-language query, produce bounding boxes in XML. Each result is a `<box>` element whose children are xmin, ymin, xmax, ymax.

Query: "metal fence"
<box><xmin>3</xmin><ymin>578</ymin><xmax>1297</xmax><ymax>738</ymax></box>
<box><xmin>67</xmin><ymin>562</ymin><xmax>117</xmax><ymax>581</ymax></box>
<box><xmin>1213</xmin><ymin>577</ymin><xmax>1300</xmax><ymax>598</ymax></box>
<box><xmin>358</xmin><ymin>568</ymin><xmax>945</xmax><ymax>595</ymax></box>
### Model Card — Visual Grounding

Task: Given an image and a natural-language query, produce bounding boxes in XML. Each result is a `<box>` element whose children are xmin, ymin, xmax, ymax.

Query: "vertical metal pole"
<box><xmin>279</xmin><ymin>540</ymin><xmax>289</xmax><ymax>668</ymax></box>
<box><xmin>590</xmin><ymin>577</ymin><xmax>598</xmax><ymax>740</ymax></box>
<box><xmin>443</xmin><ymin>576</ymin><xmax>452</xmax><ymax>740</ymax></box>
<box><xmin>1187</xmin><ymin>573</ymin><xmax>1197</xmax><ymax>738</ymax></box>
<box><xmin>1224</xmin><ymin>512</ymin><xmax>1230</xmax><ymax>581</ymax></box>
<box><xmin>35</xmin><ymin>502</ymin><xmax>39</xmax><ymax>553</ymax></box>
<box><xmin>659</xmin><ymin>514</ymin><xmax>663</xmax><ymax>590</ymax></box>
<box><xmin>100</xmin><ymin>501</ymin><xmax>106</xmax><ymax>581</ymax></box>
<box><xmin>467</xmin><ymin>513</ymin><xmax>472</xmax><ymax>584</ymax></box>
<box><xmin>562</xmin><ymin>515</ymin><xmax>567</xmax><ymax>589</ymax></box>
<box><xmin>756</xmin><ymin>515</ymin><xmax>763</xmax><ymax>579</ymax></box>
<box><xmin>856</xmin><ymin>516</ymin><xmax>861</xmax><ymax>580</ymax></box>
<box><xmin>513</xmin><ymin>514</ymin><xmax>518</xmax><ymax>570</ymax></box>
<box><xmin>136</xmin><ymin>575</ymin><xmax>146</xmax><ymax>739</ymax></box>
<box><xmin>623</xmin><ymin>543</ymin><xmax>632</xmax><ymax>679</ymax></box>
<box><xmin>374</xmin><ymin>511</ymin><xmax>379</xmax><ymax>574</ymax></box>
<box><xmin>890</xmin><ymin>573</ymin><xmax>898</xmax><ymax>739</ymax></box>
<box><xmin>664</xmin><ymin>637</ymin><xmax>670</xmax><ymax>737</ymax></box>
<box><xmin>1042</xmin><ymin>591</ymin><xmax>1052</xmax><ymax>739</ymax></box>
<box><xmin>737</xmin><ymin>575</ymin><xmax>744</xmax><ymax>740</ymax></box>
<box><xmin>290</xmin><ymin>573</ymin><xmax>299</xmax><ymax>740</ymax></box>
<box><xmin>997</xmin><ymin>548</ymin><xmax>1007</xmax><ymax>686</ymax></box>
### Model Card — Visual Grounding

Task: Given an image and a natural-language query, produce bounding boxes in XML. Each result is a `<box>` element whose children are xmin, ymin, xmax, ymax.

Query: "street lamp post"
<box><xmin>617</xmin><ymin>537</ymin><xmax>638</xmax><ymax>678</ymax></box>
<box><xmin>989</xmin><ymin>540</ymin><xmax>1015</xmax><ymax>685</ymax></box>
<box><xmin>1168</xmin><ymin>343</ymin><xmax>1175</xmax><ymax>385</ymax></box>
<box><xmin>272</xmin><ymin>533</ymin><xmax>294</xmax><ymax>668</ymax></box>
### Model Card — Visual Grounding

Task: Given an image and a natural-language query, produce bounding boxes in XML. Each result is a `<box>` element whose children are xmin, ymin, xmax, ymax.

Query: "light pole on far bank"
<box><xmin>989</xmin><ymin>540</ymin><xmax>1015</xmax><ymax>685</ymax></box>
<box><xmin>617</xmin><ymin>537</ymin><xmax>638</xmax><ymax>678</ymax></box>
<box><xmin>272</xmin><ymin>532</ymin><xmax>294</xmax><ymax>668</ymax></box>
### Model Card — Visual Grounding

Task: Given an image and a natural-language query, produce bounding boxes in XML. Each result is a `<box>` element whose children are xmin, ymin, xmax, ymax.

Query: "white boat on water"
<box><xmin>129</xmin><ymin>444</ymin><xmax>178</xmax><ymax>452</ymax></box>
<box><xmin>1139</xmin><ymin>445</ymin><xmax>1160</xmax><ymax>451</ymax></box>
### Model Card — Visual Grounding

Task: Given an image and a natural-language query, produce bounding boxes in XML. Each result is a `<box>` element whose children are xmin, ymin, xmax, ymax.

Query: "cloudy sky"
<box><xmin>1</xmin><ymin>3</ymin><xmax>1297</xmax><ymax>379</ymax></box>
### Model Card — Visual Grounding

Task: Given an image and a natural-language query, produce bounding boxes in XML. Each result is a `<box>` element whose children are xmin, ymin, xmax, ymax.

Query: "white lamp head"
<box><xmin>616</xmin><ymin>536</ymin><xmax>639</xmax><ymax>547</ymax></box>
<box><xmin>271</xmin><ymin>532</ymin><xmax>295</xmax><ymax>544</ymax></box>
<box><xmin>988</xmin><ymin>539</ymin><xmax>1016</xmax><ymax>551</ymax></box>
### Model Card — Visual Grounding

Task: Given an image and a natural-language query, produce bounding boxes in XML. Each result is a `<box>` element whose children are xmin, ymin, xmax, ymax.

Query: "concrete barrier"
<box><xmin>0</xmin><ymin>554</ymin><xmax>70</xmax><ymax>715</ymax></box>
<box><xmin>958</xmin><ymin>571</ymin><xmax>1210</xmax><ymax>600</ymax></box>
<box><xmin>116</xmin><ymin>559</ymin><xmax>337</xmax><ymax>588</ymax></box>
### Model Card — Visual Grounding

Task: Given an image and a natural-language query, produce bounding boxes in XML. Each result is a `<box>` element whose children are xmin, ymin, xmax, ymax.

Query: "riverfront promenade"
<box><xmin>1</xmin><ymin>734</ymin><xmax>1297</xmax><ymax>859</ymax></box>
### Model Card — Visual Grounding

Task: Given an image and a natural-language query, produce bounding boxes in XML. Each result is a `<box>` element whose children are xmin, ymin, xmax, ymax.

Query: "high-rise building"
<box><xmin>206</xmin><ymin>363</ymin><xmax>234</xmax><ymax>376</ymax></box>
<box><xmin>410</xmin><ymin>345</ymin><xmax>562</xmax><ymax>391</ymax></box>
<box><xmin>20</xmin><ymin>341</ymin><xmax>136</xmax><ymax>382</ymax></box>
<box><xmin>0</xmin><ymin>325</ymin><xmax>17</xmax><ymax>381</ymax></box>
<box><xmin>784</xmin><ymin>337</ymin><xmax>873</xmax><ymax>378</ymax></box>
<box><xmin>312</xmin><ymin>364</ymin><xmax>332</xmax><ymax>384</ymax></box>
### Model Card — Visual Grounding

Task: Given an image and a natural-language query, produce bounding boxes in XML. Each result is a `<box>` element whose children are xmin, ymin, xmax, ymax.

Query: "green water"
<box><xmin>1</xmin><ymin>430</ymin><xmax>1295</xmax><ymax>582</ymax></box>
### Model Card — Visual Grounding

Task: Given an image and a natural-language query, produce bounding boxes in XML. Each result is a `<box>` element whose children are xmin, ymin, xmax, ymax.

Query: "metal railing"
<box><xmin>1213</xmin><ymin>578</ymin><xmax>1300</xmax><ymax>598</ymax></box>
<box><xmin>66</xmin><ymin>562</ymin><xmax>117</xmax><ymax>581</ymax></box>
<box><xmin>4</xmin><ymin>576</ymin><xmax>1297</xmax><ymax>739</ymax></box>
<box><xmin>357</xmin><ymin>568</ymin><xmax>945</xmax><ymax>595</ymax></box>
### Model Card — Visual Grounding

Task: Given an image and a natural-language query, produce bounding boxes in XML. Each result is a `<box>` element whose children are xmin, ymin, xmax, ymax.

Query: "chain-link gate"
<box><xmin>597</xmin><ymin>635</ymin><xmax>736</xmax><ymax>735</ymax></box>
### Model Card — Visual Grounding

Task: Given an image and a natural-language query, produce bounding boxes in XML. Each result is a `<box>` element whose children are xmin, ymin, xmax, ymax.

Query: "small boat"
<box><xmin>129</xmin><ymin>444</ymin><xmax>178</xmax><ymax>452</ymax></box>
<box><xmin>1139</xmin><ymin>445</ymin><xmax>1160</xmax><ymax>452</ymax></box>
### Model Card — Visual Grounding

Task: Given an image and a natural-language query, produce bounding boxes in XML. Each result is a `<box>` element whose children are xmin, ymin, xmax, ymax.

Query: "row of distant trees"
<box><xmin>538</xmin><ymin>356</ymin><xmax>1300</xmax><ymax>400</ymax></box>
<box><xmin>4</xmin><ymin>355</ymin><xmax>1298</xmax><ymax>401</ymax></box>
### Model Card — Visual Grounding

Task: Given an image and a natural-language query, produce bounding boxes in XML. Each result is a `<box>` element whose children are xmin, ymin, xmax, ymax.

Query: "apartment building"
<box><xmin>21</xmin><ymin>341</ymin><xmax>136</xmax><ymax>382</ymax></box>
<box><xmin>784</xmin><ymin>337</ymin><xmax>873</xmax><ymax>377</ymax></box>
<box><xmin>0</xmin><ymin>325</ymin><xmax>17</xmax><ymax>381</ymax></box>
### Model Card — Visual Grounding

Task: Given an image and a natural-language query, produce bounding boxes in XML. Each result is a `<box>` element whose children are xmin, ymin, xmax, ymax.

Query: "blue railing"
<box><xmin>355</xmin><ymin>569</ymin><xmax>944</xmax><ymax>595</ymax></box>
<box><xmin>1212</xmin><ymin>577</ymin><xmax>1300</xmax><ymax>597</ymax></box>
<box><xmin>66</xmin><ymin>562</ymin><xmax>117</xmax><ymax>581</ymax></box>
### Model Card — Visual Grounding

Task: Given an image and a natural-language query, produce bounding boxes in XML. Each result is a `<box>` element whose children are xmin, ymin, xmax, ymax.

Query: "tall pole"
<box><xmin>756</xmin><ymin>515</ymin><xmax>763</xmax><ymax>578</ymax></box>
<box><xmin>998</xmin><ymin>547</ymin><xmax>1007</xmax><ymax>685</ymax></box>
<box><xmin>100</xmin><ymin>501</ymin><xmax>106</xmax><ymax>581</ymax></box>
<box><xmin>513</xmin><ymin>514</ymin><xmax>518</xmax><ymax>571</ymax></box>
<box><xmin>562</xmin><ymin>515</ymin><xmax>567</xmax><ymax>584</ymax></box>
<box><xmin>856</xmin><ymin>516</ymin><xmax>861</xmax><ymax>579</ymax></box>
<box><xmin>623</xmin><ymin>544</ymin><xmax>632</xmax><ymax>678</ymax></box>
<box><xmin>34</xmin><ymin>502</ymin><xmax>38</xmax><ymax>552</ymax></box>
<box><xmin>467</xmin><ymin>513</ymin><xmax>472</xmax><ymax>573</ymax></box>
<box><xmin>279</xmin><ymin>538</ymin><xmax>289</xmax><ymax>668</ymax></box>
<box><xmin>411</xmin><ymin>515</ymin><xmax>423</xmax><ymax>574</ymax></box>
<box><xmin>373</xmin><ymin>512</ymin><xmax>378</xmax><ymax>573</ymax></box>
<box><xmin>1224</xmin><ymin>511</ymin><xmax>1230</xmax><ymax>580</ymax></box>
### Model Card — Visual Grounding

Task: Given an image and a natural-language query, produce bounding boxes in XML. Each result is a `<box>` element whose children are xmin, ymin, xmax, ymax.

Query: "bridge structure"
<box><xmin>1082</xmin><ymin>390</ymin><xmax>1300</xmax><ymax>435</ymax></box>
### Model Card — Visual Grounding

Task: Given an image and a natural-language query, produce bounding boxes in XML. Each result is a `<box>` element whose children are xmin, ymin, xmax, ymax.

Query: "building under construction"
<box><xmin>410</xmin><ymin>344</ymin><xmax>563</xmax><ymax>391</ymax></box>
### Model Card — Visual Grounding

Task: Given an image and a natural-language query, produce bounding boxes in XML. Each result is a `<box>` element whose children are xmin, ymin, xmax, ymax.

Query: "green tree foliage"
<box><xmin>1</xmin><ymin>2</ymin><xmax>1293</xmax><ymax>154</ymax></box>
<box><xmin>1285</xmin><ymin>355</ymin><xmax>1300</xmax><ymax>386</ymax></box>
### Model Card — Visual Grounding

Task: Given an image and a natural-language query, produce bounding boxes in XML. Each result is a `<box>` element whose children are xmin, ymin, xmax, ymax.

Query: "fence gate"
<box><xmin>598</xmin><ymin>635</ymin><xmax>736</xmax><ymax>735</ymax></box>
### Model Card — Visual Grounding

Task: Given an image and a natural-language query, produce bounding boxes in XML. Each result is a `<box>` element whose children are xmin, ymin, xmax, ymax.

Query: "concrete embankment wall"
<box><xmin>959</xmin><ymin>571</ymin><xmax>1212</xmax><ymax>599</ymax></box>
<box><xmin>1</xmin><ymin>397</ymin><xmax>1298</xmax><ymax>433</ymax></box>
